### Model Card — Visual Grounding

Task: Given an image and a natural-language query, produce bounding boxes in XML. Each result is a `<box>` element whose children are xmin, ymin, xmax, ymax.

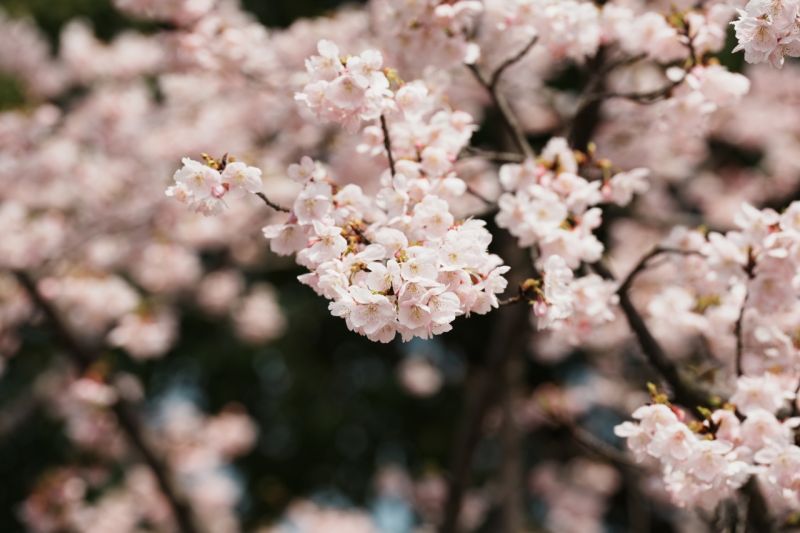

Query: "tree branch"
<box><xmin>791</xmin><ymin>378</ymin><xmax>800</xmax><ymax>418</ymax></box>
<box><xmin>743</xmin><ymin>476</ymin><xmax>774</xmax><ymax>533</ymax></box>
<box><xmin>566</xmin><ymin>421</ymin><xmax>639</xmax><ymax>470</ymax></box>
<box><xmin>584</xmin><ymin>78</ymin><xmax>684</xmax><ymax>106</ymax></box>
<box><xmin>735</xmin><ymin>253</ymin><xmax>756</xmax><ymax>377</ymax></box>
<box><xmin>569</xmin><ymin>46</ymin><xmax>608</xmax><ymax>151</ymax></box>
<box><xmin>591</xmin><ymin>249</ymin><xmax>716</xmax><ymax>413</ymax></box>
<box><xmin>442</xmin><ymin>238</ymin><xmax>531</xmax><ymax>533</ymax></box>
<box><xmin>13</xmin><ymin>271</ymin><xmax>203</xmax><ymax>533</ymax></box>
<box><xmin>466</xmin><ymin>38</ymin><xmax>538</xmax><ymax>159</ymax></box>
<box><xmin>255</xmin><ymin>192</ymin><xmax>290</xmax><ymax>213</ymax></box>
<box><xmin>380</xmin><ymin>114</ymin><xmax>397</xmax><ymax>177</ymax></box>
<box><xmin>734</xmin><ymin>288</ymin><xmax>749</xmax><ymax>378</ymax></box>
<box><xmin>488</xmin><ymin>36</ymin><xmax>538</xmax><ymax>90</ymax></box>
<box><xmin>459</xmin><ymin>146</ymin><xmax>525</xmax><ymax>164</ymax></box>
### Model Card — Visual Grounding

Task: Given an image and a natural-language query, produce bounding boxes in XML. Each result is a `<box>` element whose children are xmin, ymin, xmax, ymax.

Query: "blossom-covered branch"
<box><xmin>12</xmin><ymin>271</ymin><xmax>203</xmax><ymax>533</ymax></box>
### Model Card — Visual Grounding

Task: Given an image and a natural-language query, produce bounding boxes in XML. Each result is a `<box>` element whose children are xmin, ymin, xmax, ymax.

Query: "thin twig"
<box><xmin>255</xmin><ymin>192</ymin><xmax>290</xmax><ymax>213</ymax></box>
<box><xmin>488</xmin><ymin>36</ymin><xmax>539</xmax><ymax>89</ymax></box>
<box><xmin>566</xmin><ymin>421</ymin><xmax>640</xmax><ymax>470</ymax></box>
<box><xmin>585</xmin><ymin>79</ymin><xmax>684</xmax><ymax>106</ymax></box>
<box><xmin>13</xmin><ymin>271</ymin><xmax>203</xmax><ymax>533</ymax></box>
<box><xmin>597</xmin><ymin>52</ymin><xmax>647</xmax><ymax>77</ymax></box>
<box><xmin>467</xmin><ymin>38</ymin><xmax>537</xmax><ymax>160</ymax></box>
<box><xmin>498</xmin><ymin>294</ymin><xmax>522</xmax><ymax>307</ymax></box>
<box><xmin>380</xmin><ymin>114</ymin><xmax>396</xmax><ymax>177</ymax></box>
<box><xmin>459</xmin><ymin>146</ymin><xmax>525</xmax><ymax>164</ymax></box>
<box><xmin>468</xmin><ymin>65</ymin><xmax>533</xmax><ymax>159</ymax></box>
<box><xmin>615</xmin><ymin>247</ymin><xmax>698</xmax><ymax>294</ymax></box>
<box><xmin>734</xmin><ymin>288</ymin><xmax>749</xmax><ymax>378</ymax></box>
<box><xmin>466</xmin><ymin>184</ymin><xmax>494</xmax><ymax>206</ymax></box>
<box><xmin>735</xmin><ymin>252</ymin><xmax>756</xmax><ymax>377</ymax></box>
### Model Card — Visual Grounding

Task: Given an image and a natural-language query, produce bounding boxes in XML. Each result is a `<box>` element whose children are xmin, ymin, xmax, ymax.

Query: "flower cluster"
<box><xmin>733</xmin><ymin>0</ymin><xmax>800</xmax><ymax>68</ymax></box>
<box><xmin>295</xmin><ymin>40</ymin><xmax>392</xmax><ymax>132</ymax></box>
<box><xmin>496</xmin><ymin>0</ymin><xmax>601</xmax><ymax>62</ymax></box>
<box><xmin>360</xmin><ymin>81</ymin><xmax>477</xmax><ymax>178</ymax></box>
<box><xmin>615</xmin><ymin>374</ymin><xmax>800</xmax><ymax>510</ymax></box>
<box><xmin>637</xmin><ymin>202</ymin><xmax>800</xmax><ymax>374</ymax></box>
<box><xmin>374</xmin><ymin>0</ymin><xmax>482</xmax><ymax>73</ymax></box>
<box><xmin>166</xmin><ymin>156</ymin><xmax>263</xmax><ymax>215</ymax></box>
<box><xmin>537</xmin><ymin>256</ymin><xmax>619</xmax><ymax>340</ymax></box>
<box><xmin>660</xmin><ymin>64</ymin><xmax>751</xmax><ymax>133</ymax></box>
<box><xmin>263</xmin><ymin>157</ymin><xmax>508</xmax><ymax>342</ymax></box>
<box><xmin>496</xmin><ymin>138</ymin><xmax>649</xmax><ymax>267</ymax></box>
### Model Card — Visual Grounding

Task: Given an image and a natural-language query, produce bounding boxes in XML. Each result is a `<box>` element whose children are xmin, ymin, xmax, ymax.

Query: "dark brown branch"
<box><xmin>595</xmin><ymin>253</ymin><xmax>776</xmax><ymax>528</ymax></box>
<box><xmin>592</xmin><ymin>249</ymin><xmax>716</xmax><ymax>413</ymax></box>
<box><xmin>441</xmin><ymin>302</ymin><xmax>529</xmax><ymax>533</ymax></box>
<box><xmin>488</xmin><ymin>36</ymin><xmax>539</xmax><ymax>89</ymax></box>
<box><xmin>566</xmin><ymin>421</ymin><xmax>639</xmax><ymax>470</ymax></box>
<box><xmin>255</xmin><ymin>192</ymin><xmax>290</xmax><ymax>213</ymax></box>
<box><xmin>568</xmin><ymin>48</ymin><xmax>683</xmax><ymax>149</ymax></box>
<box><xmin>442</xmin><ymin>45</ymin><xmax>544</xmax><ymax>529</ymax></box>
<box><xmin>614</xmin><ymin>247</ymin><xmax>697</xmax><ymax>295</ymax></box>
<box><xmin>569</xmin><ymin>47</ymin><xmax>608</xmax><ymax>151</ymax></box>
<box><xmin>459</xmin><ymin>146</ymin><xmax>525</xmax><ymax>164</ymax></box>
<box><xmin>734</xmin><ymin>288</ymin><xmax>749</xmax><ymax>378</ymax></box>
<box><xmin>584</xmin><ymin>78</ymin><xmax>683</xmax><ymax>106</ymax></box>
<box><xmin>735</xmin><ymin>253</ymin><xmax>756</xmax><ymax>377</ymax></box>
<box><xmin>467</xmin><ymin>50</ymin><xmax>535</xmax><ymax>159</ymax></box>
<box><xmin>380</xmin><ymin>114</ymin><xmax>397</xmax><ymax>177</ymax></box>
<box><xmin>597</xmin><ymin>253</ymin><xmax>773</xmax><ymax>528</ymax></box>
<box><xmin>743</xmin><ymin>477</ymin><xmax>774</xmax><ymax>533</ymax></box>
<box><xmin>13</xmin><ymin>271</ymin><xmax>202</xmax><ymax>533</ymax></box>
<box><xmin>792</xmin><ymin>378</ymin><xmax>800</xmax><ymax>418</ymax></box>
<box><xmin>597</xmin><ymin>52</ymin><xmax>647</xmax><ymax>76</ymax></box>
<box><xmin>442</xmin><ymin>239</ymin><xmax>531</xmax><ymax>533</ymax></box>
<box><xmin>14</xmin><ymin>271</ymin><xmax>96</xmax><ymax>370</ymax></box>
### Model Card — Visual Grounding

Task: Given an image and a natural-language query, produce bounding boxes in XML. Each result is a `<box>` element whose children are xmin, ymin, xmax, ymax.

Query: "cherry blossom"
<box><xmin>733</xmin><ymin>0</ymin><xmax>800</xmax><ymax>68</ymax></box>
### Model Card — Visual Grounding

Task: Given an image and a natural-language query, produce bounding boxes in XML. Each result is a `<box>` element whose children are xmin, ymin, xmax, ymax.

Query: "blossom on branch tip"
<box><xmin>262</xmin><ymin>157</ymin><xmax>509</xmax><ymax>343</ymax></box>
<box><xmin>166</xmin><ymin>156</ymin><xmax>263</xmax><ymax>215</ymax></box>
